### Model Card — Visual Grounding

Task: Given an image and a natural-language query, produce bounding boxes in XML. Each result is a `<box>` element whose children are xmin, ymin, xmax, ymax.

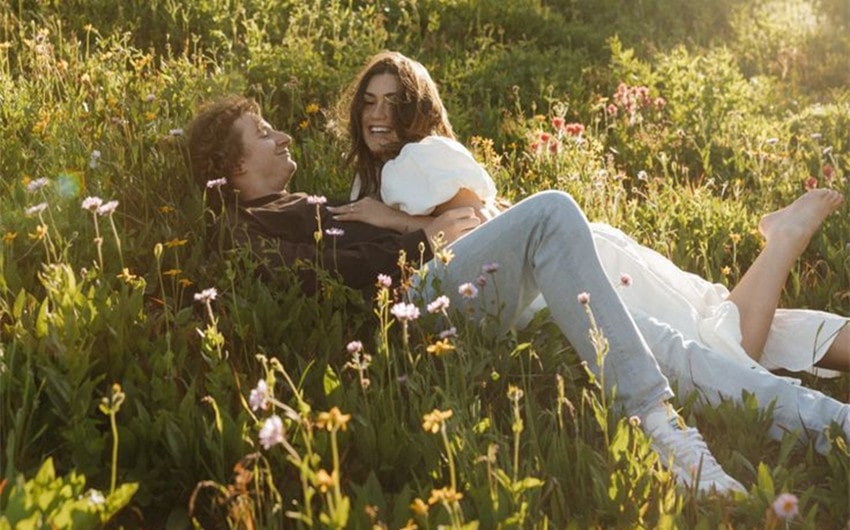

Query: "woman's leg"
<box><xmin>726</xmin><ymin>189</ymin><xmax>844</xmax><ymax>359</ymax></box>
<box><xmin>816</xmin><ymin>324</ymin><xmax>850</xmax><ymax>371</ymax></box>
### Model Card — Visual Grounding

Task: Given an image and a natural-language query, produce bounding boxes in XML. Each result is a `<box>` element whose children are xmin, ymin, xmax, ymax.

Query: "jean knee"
<box><xmin>528</xmin><ymin>190</ymin><xmax>589</xmax><ymax>229</ymax></box>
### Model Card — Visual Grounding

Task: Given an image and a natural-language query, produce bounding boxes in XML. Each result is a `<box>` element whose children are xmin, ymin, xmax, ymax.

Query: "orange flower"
<box><xmin>2</xmin><ymin>232</ymin><xmax>17</xmax><ymax>244</ymax></box>
<box><xmin>165</xmin><ymin>238</ymin><xmax>188</xmax><ymax>248</ymax></box>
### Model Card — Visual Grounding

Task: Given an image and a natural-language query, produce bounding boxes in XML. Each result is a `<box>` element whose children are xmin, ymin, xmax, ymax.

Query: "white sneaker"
<box><xmin>643</xmin><ymin>403</ymin><xmax>746</xmax><ymax>495</ymax></box>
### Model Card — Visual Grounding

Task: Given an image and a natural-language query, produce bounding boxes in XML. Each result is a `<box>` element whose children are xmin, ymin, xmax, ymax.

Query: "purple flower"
<box><xmin>439</xmin><ymin>327</ymin><xmax>457</xmax><ymax>339</ymax></box>
<box><xmin>475</xmin><ymin>275</ymin><xmax>487</xmax><ymax>287</ymax></box>
<box><xmin>26</xmin><ymin>178</ymin><xmax>49</xmax><ymax>193</ymax></box>
<box><xmin>481</xmin><ymin>262</ymin><xmax>500</xmax><ymax>274</ymax></box>
<box><xmin>259</xmin><ymin>415</ymin><xmax>285</xmax><ymax>449</ymax></box>
<box><xmin>169</xmin><ymin>128</ymin><xmax>184</xmax><ymax>137</ymax></box>
<box><xmin>96</xmin><ymin>200</ymin><xmax>119</xmax><ymax>216</ymax></box>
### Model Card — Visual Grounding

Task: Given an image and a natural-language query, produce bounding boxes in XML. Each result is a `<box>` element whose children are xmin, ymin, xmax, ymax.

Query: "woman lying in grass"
<box><xmin>328</xmin><ymin>50</ymin><xmax>850</xmax><ymax>451</ymax></box>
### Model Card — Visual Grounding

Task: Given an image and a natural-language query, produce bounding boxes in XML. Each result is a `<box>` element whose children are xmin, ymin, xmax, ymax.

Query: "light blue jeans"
<box><xmin>422</xmin><ymin>190</ymin><xmax>674</xmax><ymax>417</ymax></box>
<box><xmin>422</xmin><ymin>190</ymin><xmax>849</xmax><ymax>452</ymax></box>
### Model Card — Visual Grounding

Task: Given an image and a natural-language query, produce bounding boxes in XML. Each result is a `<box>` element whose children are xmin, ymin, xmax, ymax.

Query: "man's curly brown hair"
<box><xmin>186</xmin><ymin>95</ymin><xmax>259</xmax><ymax>210</ymax></box>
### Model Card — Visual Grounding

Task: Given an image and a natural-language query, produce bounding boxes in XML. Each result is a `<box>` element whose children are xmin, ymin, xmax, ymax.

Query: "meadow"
<box><xmin>0</xmin><ymin>0</ymin><xmax>848</xmax><ymax>528</ymax></box>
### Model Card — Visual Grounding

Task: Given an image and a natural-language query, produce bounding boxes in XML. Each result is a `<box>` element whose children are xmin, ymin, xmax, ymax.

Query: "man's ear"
<box><xmin>232</xmin><ymin>159</ymin><xmax>246</xmax><ymax>176</ymax></box>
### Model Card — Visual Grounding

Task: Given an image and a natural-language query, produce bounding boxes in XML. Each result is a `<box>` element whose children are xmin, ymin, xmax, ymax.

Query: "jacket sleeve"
<box><xmin>236</xmin><ymin>221</ymin><xmax>432</xmax><ymax>292</ymax></box>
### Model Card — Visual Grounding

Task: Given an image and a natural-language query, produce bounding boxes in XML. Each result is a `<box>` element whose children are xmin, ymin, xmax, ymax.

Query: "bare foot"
<box><xmin>758</xmin><ymin>189</ymin><xmax>844</xmax><ymax>254</ymax></box>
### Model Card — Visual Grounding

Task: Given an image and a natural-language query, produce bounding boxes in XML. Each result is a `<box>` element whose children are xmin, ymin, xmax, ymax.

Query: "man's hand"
<box><xmin>423</xmin><ymin>207</ymin><xmax>480</xmax><ymax>247</ymax></box>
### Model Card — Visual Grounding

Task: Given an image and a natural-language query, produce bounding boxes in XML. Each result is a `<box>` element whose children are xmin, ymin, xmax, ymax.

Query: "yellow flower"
<box><xmin>409</xmin><ymin>497</ymin><xmax>429</xmax><ymax>516</ymax></box>
<box><xmin>316</xmin><ymin>406</ymin><xmax>351</xmax><ymax>431</ymax></box>
<box><xmin>399</xmin><ymin>519</ymin><xmax>419</xmax><ymax>530</ymax></box>
<box><xmin>28</xmin><ymin>224</ymin><xmax>48</xmax><ymax>240</ymax></box>
<box><xmin>21</xmin><ymin>175</ymin><xmax>32</xmax><ymax>187</ymax></box>
<box><xmin>426</xmin><ymin>338</ymin><xmax>455</xmax><ymax>357</ymax></box>
<box><xmin>721</xmin><ymin>266</ymin><xmax>731</xmax><ymax>276</ymax></box>
<box><xmin>116</xmin><ymin>268</ymin><xmax>138</xmax><ymax>283</ymax></box>
<box><xmin>421</xmin><ymin>409</ymin><xmax>453</xmax><ymax>433</ymax></box>
<box><xmin>314</xmin><ymin>469</ymin><xmax>335</xmax><ymax>493</ymax></box>
<box><xmin>163</xmin><ymin>268</ymin><xmax>182</xmax><ymax>277</ymax></box>
<box><xmin>178</xmin><ymin>278</ymin><xmax>193</xmax><ymax>288</ymax></box>
<box><xmin>729</xmin><ymin>233</ymin><xmax>741</xmax><ymax>244</ymax></box>
<box><xmin>507</xmin><ymin>384</ymin><xmax>524</xmax><ymax>402</ymax></box>
<box><xmin>2</xmin><ymin>231</ymin><xmax>17</xmax><ymax>244</ymax></box>
<box><xmin>165</xmin><ymin>238</ymin><xmax>188</xmax><ymax>248</ymax></box>
<box><xmin>299</xmin><ymin>119</ymin><xmax>309</xmax><ymax>130</ymax></box>
<box><xmin>144</xmin><ymin>111</ymin><xmax>156</xmax><ymax>122</ymax></box>
<box><xmin>428</xmin><ymin>486</ymin><xmax>463</xmax><ymax>505</ymax></box>
<box><xmin>305</xmin><ymin>102</ymin><xmax>320</xmax><ymax>114</ymax></box>
<box><xmin>159</xmin><ymin>205</ymin><xmax>175</xmax><ymax>214</ymax></box>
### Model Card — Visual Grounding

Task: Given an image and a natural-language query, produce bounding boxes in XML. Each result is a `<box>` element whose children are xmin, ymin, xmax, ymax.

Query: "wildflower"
<box><xmin>765</xmin><ymin>137</ymin><xmax>779</xmax><ymax>145</ymax></box>
<box><xmin>165</xmin><ymin>238</ymin><xmax>188</xmax><ymax>248</ymax></box>
<box><xmin>637</xmin><ymin>170</ymin><xmax>648</xmax><ymax>181</ymax></box>
<box><xmin>577</xmin><ymin>292</ymin><xmax>590</xmax><ymax>305</ymax></box>
<box><xmin>551</xmin><ymin>116</ymin><xmax>565</xmax><ymax>130</ymax></box>
<box><xmin>427</xmin><ymin>295</ymin><xmax>450</xmax><ymax>314</ymax></box>
<box><xmin>346</xmin><ymin>340</ymin><xmax>363</xmax><ymax>354</ymax></box>
<box><xmin>206</xmin><ymin>177</ymin><xmax>227</xmax><ymax>188</ymax></box>
<box><xmin>539</xmin><ymin>131</ymin><xmax>551</xmax><ymax>144</ymax></box>
<box><xmin>507</xmin><ymin>385</ymin><xmax>524</xmax><ymax>402</ymax></box>
<box><xmin>316</xmin><ymin>406</ymin><xmax>352</xmax><ymax>431</ymax></box>
<box><xmin>427</xmin><ymin>338</ymin><xmax>455</xmax><ymax>357</ymax></box>
<box><xmin>391</xmin><ymin>302</ymin><xmax>420</xmax><ymax>321</ymax></box>
<box><xmin>564</xmin><ymin>122</ymin><xmax>584</xmax><ymax>136</ymax></box>
<box><xmin>116</xmin><ymin>268</ymin><xmax>138</xmax><ymax>283</ymax></box>
<box><xmin>772</xmin><ymin>493</ymin><xmax>799</xmax><ymax>520</ymax></box>
<box><xmin>2</xmin><ymin>231</ymin><xmax>17</xmax><ymax>244</ymax></box>
<box><xmin>159</xmin><ymin>205</ymin><xmax>176</xmax><ymax>213</ymax></box>
<box><xmin>475</xmin><ymin>274</ymin><xmax>488</xmax><ymax>287</ymax></box>
<box><xmin>325</xmin><ymin>227</ymin><xmax>345</xmax><ymax>237</ymax></box>
<box><xmin>29</xmin><ymin>224</ymin><xmax>48</xmax><ymax>240</ymax></box>
<box><xmin>606</xmin><ymin>104</ymin><xmax>618</xmax><ymax>116</ymax></box>
<box><xmin>422</xmin><ymin>408</ymin><xmax>453</xmax><ymax>433</ymax></box>
<box><xmin>86</xmin><ymin>489</ymin><xmax>106</xmax><ymax>506</ymax></box>
<box><xmin>821</xmin><ymin>164</ymin><xmax>834</xmax><ymax>179</ymax></box>
<box><xmin>145</xmin><ymin>93</ymin><xmax>156</xmax><ymax>102</ymax></box>
<box><xmin>194</xmin><ymin>287</ymin><xmax>218</xmax><ymax>302</ymax></box>
<box><xmin>458</xmin><ymin>282</ymin><xmax>478</xmax><ymax>299</ymax></box>
<box><xmin>82</xmin><ymin>196</ymin><xmax>103</xmax><ymax>211</ymax></box>
<box><xmin>178</xmin><ymin>278</ymin><xmax>193</xmax><ymax>288</ymax></box>
<box><xmin>88</xmin><ymin>150</ymin><xmax>101</xmax><ymax>169</ymax></box>
<box><xmin>804</xmin><ymin>176</ymin><xmax>818</xmax><ymax>190</ymax></box>
<box><xmin>482</xmin><ymin>262</ymin><xmax>500</xmax><ymax>274</ymax></box>
<box><xmin>810</xmin><ymin>132</ymin><xmax>822</xmax><ymax>140</ymax></box>
<box><xmin>258</xmin><ymin>415</ymin><xmax>285</xmax><ymax>450</ymax></box>
<box><xmin>306</xmin><ymin>195</ymin><xmax>327</xmax><ymax>205</ymax></box>
<box><xmin>168</xmin><ymin>128</ymin><xmax>183</xmax><ymax>136</ymax></box>
<box><xmin>314</xmin><ymin>469</ymin><xmax>335</xmax><ymax>493</ymax></box>
<box><xmin>410</xmin><ymin>497</ymin><xmax>429</xmax><ymax>516</ymax></box>
<box><xmin>628</xmin><ymin>415</ymin><xmax>641</xmax><ymax>427</ymax></box>
<box><xmin>439</xmin><ymin>327</ymin><xmax>457</xmax><ymax>339</ymax></box>
<box><xmin>25</xmin><ymin>202</ymin><xmax>48</xmax><ymax>217</ymax></box>
<box><xmin>26</xmin><ymin>177</ymin><xmax>49</xmax><ymax>193</ymax></box>
<box><xmin>619</xmin><ymin>273</ymin><xmax>632</xmax><ymax>287</ymax></box>
<box><xmin>249</xmin><ymin>380</ymin><xmax>270</xmax><ymax>411</ymax></box>
<box><xmin>428</xmin><ymin>486</ymin><xmax>463</xmax><ymax>505</ymax></box>
<box><xmin>97</xmin><ymin>200</ymin><xmax>119</xmax><ymax>216</ymax></box>
<box><xmin>434</xmin><ymin>246</ymin><xmax>454</xmax><ymax>265</ymax></box>
<box><xmin>305</xmin><ymin>102</ymin><xmax>320</xmax><ymax>114</ymax></box>
<box><xmin>299</xmin><ymin>120</ymin><xmax>309</xmax><ymax>130</ymax></box>
<box><xmin>163</xmin><ymin>268</ymin><xmax>181</xmax><ymax>277</ymax></box>
<box><xmin>376</xmin><ymin>274</ymin><xmax>392</xmax><ymax>288</ymax></box>
<box><xmin>721</xmin><ymin>266</ymin><xmax>731</xmax><ymax>276</ymax></box>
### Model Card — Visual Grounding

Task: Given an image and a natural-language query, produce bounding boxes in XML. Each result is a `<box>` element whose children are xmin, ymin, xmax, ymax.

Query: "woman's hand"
<box><xmin>423</xmin><ymin>207</ymin><xmax>481</xmax><ymax>247</ymax></box>
<box><xmin>328</xmin><ymin>197</ymin><xmax>427</xmax><ymax>233</ymax></box>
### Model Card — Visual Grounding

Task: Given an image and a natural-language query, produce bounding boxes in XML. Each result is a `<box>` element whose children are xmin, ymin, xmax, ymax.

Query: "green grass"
<box><xmin>1</xmin><ymin>1</ymin><xmax>848</xmax><ymax>528</ymax></box>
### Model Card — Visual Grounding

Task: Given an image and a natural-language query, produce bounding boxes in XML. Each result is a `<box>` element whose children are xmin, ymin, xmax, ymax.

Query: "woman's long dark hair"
<box><xmin>342</xmin><ymin>51</ymin><xmax>454</xmax><ymax>199</ymax></box>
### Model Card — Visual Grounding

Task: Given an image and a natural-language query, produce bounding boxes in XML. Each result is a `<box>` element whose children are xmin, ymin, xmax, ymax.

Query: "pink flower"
<box><xmin>249</xmin><ymin>380</ymin><xmax>270</xmax><ymax>411</ymax></box>
<box><xmin>577</xmin><ymin>292</ymin><xmax>590</xmax><ymax>305</ymax></box>
<box><xmin>96</xmin><ymin>200</ymin><xmax>119</xmax><ymax>216</ymax></box>
<box><xmin>346</xmin><ymin>340</ymin><xmax>363</xmax><ymax>354</ymax></box>
<box><xmin>475</xmin><ymin>275</ymin><xmax>487</xmax><ymax>287</ymax></box>
<box><xmin>458</xmin><ymin>282</ymin><xmax>478</xmax><ymax>299</ymax></box>
<box><xmin>619</xmin><ymin>273</ymin><xmax>632</xmax><ymax>287</ymax></box>
<box><xmin>391</xmin><ymin>302</ymin><xmax>420</xmax><ymax>321</ymax></box>
<box><xmin>82</xmin><ymin>196</ymin><xmax>103</xmax><ymax>212</ymax></box>
<box><xmin>772</xmin><ymin>493</ymin><xmax>799</xmax><ymax>520</ymax></box>
<box><xmin>606</xmin><ymin>104</ymin><xmax>618</xmax><ymax>117</ymax></box>
<box><xmin>439</xmin><ymin>327</ymin><xmax>457</xmax><ymax>339</ymax></box>
<box><xmin>376</xmin><ymin>274</ymin><xmax>392</xmax><ymax>288</ymax></box>
<box><xmin>821</xmin><ymin>164</ymin><xmax>834</xmax><ymax>179</ymax></box>
<box><xmin>564</xmin><ymin>123</ymin><xmax>584</xmax><ymax>137</ymax></box>
<box><xmin>551</xmin><ymin>116</ymin><xmax>565</xmax><ymax>130</ymax></box>
<box><xmin>548</xmin><ymin>140</ymin><xmax>561</xmax><ymax>155</ymax></box>
<box><xmin>259</xmin><ymin>415</ymin><xmax>285</xmax><ymax>450</ymax></box>
<box><xmin>427</xmin><ymin>295</ymin><xmax>451</xmax><ymax>314</ymax></box>
<box><xmin>654</xmin><ymin>97</ymin><xmax>666</xmax><ymax>110</ymax></box>
<box><xmin>482</xmin><ymin>262</ymin><xmax>500</xmax><ymax>274</ymax></box>
<box><xmin>539</xmin><ymin>131</ymin><xmax>551</xmax><ymax>144</ymax></box>
<box><xmin>306</xmin><ymin>195</ymin><xmax>327</xmax><ymax>205</ymax></box>
<box><xmin>804</xmin><ymin>176</ymin><xmax>818</xmax><ymax>191</ymax></box>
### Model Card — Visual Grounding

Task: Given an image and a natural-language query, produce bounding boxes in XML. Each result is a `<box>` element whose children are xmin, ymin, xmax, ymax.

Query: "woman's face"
<box><xmin>360</xmin><ymin>72</ymin><xmax>401</xmax><ymax>160</ymax></box>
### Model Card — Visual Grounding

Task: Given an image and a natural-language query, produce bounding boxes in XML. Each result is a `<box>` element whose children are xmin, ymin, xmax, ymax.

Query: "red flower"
<box><xmin>821</xmin><ymin>164</ymin><xmax>834</xmax><ymax>179</ymax></box>
<box><xmin>539</xmin><ymin>131</ymin><xmax>551</xmax><ymax>143</ymax></box>
<box><xmin>551</xmin><ymin>116</ymin><xmax>565</xmax><ymax>130</ymax></box>
<box><xmin>804</xmin><ymin>176</ymin><xmax>818</xmax><ymax>190</ymax></box>
<box><xmin>565</xmin><ymin>122</ymin><xmax>584</xmax><ymax>136</ymax></box>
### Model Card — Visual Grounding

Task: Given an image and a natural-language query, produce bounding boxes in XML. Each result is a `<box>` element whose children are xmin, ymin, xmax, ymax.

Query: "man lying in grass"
<box><xmin>187</xmin><ymin>95</ymin><xmax>750</xmax><ymax>494</ymax></box>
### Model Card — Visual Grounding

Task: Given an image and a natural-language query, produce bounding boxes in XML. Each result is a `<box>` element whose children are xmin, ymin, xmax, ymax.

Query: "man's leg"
<box><xmin>633</xmin><ymin>309</ymin><xmax>850</xmax><ymax>454</ymax></box>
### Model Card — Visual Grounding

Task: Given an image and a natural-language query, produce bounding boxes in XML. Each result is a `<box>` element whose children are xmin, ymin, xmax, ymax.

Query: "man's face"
<box><xmin>361</xmin><ymin>73</ymin><xmax>402</xmax><ymax>161</ymax></box>
<box><xmin>231</xmin><ymin>112</ymin><xmax>297</xmax><ymax>200</ymax></box>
